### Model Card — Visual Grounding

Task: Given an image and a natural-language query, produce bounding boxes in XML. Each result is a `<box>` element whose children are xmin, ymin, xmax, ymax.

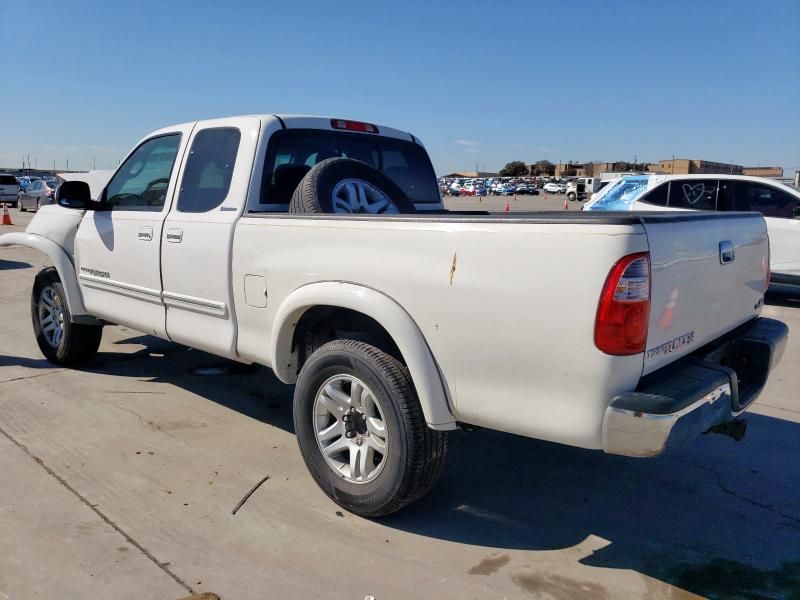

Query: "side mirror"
<box><xmin>793</xmin><ymin>206</ymin><xmax>800</xmax><ymax>219</ymax></box>
<box><xmin>56</xmin><ymin>181</ymin><xmax>106</xmax><ymax>210</ymax></box>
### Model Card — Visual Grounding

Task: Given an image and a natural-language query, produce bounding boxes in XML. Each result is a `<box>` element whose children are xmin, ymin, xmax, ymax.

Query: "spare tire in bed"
<box><xmin>288</xmin><ymin>157</ymin><xmax>416</xmax><ymax>215</ymax></box>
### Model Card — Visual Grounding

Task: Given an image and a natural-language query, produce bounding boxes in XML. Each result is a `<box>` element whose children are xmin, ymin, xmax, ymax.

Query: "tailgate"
<box><xmin>641</xmin><ymin>213</ymin><xmax>769</xmax><ymax>375</ymax></box>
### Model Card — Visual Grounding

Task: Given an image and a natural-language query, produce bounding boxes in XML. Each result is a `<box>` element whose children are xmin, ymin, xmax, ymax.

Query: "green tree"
<box><xmin>500</xmin><ymin>160</ymin><xmax>529</xmax><ymax>176</ymax></box>
<box><xmin>532</xmin><ymin>160</ymin><xmax>555</xmax><ymax>176</ymax></box>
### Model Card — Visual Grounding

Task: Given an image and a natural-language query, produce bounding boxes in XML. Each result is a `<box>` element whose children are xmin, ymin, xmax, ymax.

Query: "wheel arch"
<box><xmin>271</xmin><ymin>282</ymin><xmax>456</xmax><ymax>430</ymax></box>
<box><xmin>0</xmin><ymin>232</ymin><xmax>88</xmax><ymax>317</ymax></box>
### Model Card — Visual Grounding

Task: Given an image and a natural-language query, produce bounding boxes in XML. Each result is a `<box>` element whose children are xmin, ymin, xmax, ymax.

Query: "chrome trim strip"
<box><xmin>78</xmin><ymin>273</ymin><xmax>163</xmax><ymax>304</ymax></box>
<box><xmin>162</xmin><ymin>290</ymin><xmax>228</xmax><ymax>318</ymax></box>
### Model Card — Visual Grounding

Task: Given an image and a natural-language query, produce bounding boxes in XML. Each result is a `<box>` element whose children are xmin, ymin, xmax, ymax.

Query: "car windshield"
<box><xmin>588</xmin><ymin>176</ymin><xmax>650</xmax><ymax>210</ymax></box>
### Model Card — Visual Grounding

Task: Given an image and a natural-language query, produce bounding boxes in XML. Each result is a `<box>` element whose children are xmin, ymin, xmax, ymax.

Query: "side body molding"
<box><xmin>271</xmin><ymin>282</ymin><xmax>457</xmax><ymax>430</ymax></box>
<box><xmin>0</xmin><ymin>232</ymin><xmax>88</xmax><ymax>317</ymax></box>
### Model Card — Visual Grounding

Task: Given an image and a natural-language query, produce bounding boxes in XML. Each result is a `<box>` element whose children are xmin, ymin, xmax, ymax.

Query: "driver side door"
<box><xmin>74</xmin><ymin>125</ymin><xmax>193</xmax><ymax>338</ymax></box>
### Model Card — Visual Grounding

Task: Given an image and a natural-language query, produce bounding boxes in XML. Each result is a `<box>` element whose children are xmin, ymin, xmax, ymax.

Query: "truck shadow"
<box><xmin>8</xmin><ymin>332</ymin><xmax>798</xmax><ymax>597</ymax></box>
<box><xmin>766</xmin><ymin>286</ymin><xmax>800</xmax><ymax>308</ymax></box>
<box><xmin>382</xmin><ymin>416</ymin><xmax>800</xmax><ymax>597</ymax></box>
<box><xmin>83</xmin><ymin>334</ymin><xmax>296</xmax><ymax>434</ymax></box>
<box><xmin>0</xmin><ymin>259</ymin><xmax>33</xmax><ymax>271</ymax></box>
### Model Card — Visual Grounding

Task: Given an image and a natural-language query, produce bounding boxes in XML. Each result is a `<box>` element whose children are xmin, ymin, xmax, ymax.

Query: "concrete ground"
<box><xmin>1</xmin><ymin>206</ymin><xmax>799</xmax><ymax>600</ymax></box>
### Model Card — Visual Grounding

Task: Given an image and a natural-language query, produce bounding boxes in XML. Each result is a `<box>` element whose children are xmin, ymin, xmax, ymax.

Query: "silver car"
<box><xmin>18</xmin><ymin>179</ymin><xmax>58</xmax><ymax>211</ymax></box>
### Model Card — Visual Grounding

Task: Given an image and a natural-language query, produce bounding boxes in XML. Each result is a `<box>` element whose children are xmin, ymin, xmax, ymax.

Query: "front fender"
<box><xmin>271</xmin><ymin>282</ymin><xmax>456</xmax><ymax>430</ymax></box>
<box><xmin>0</xmin><ymin>232</ymin><xmax>88</xmax><ymax>317</ymax></box>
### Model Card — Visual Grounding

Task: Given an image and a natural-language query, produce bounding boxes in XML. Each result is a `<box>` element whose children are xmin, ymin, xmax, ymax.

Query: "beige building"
<box><xmin>742</xmin><ymin>166</ymin><xmax>783</xmax><ymax>177</ymax></box>
<box><xmin>554</xmin><ymin>162</ymin><xmax>634</xmax><ymax>177</ymax></box>
<box><xmin>647</xmin><ymin>159</ymin><xmax>743</xmax><ymax>175</ymax></box>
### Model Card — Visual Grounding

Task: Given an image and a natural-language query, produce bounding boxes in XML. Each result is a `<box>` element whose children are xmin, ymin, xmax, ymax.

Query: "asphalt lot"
<box><xmin>1</xmin><ymin>206</ymin><xmax>799</xmax><ymax>600</ymax></box>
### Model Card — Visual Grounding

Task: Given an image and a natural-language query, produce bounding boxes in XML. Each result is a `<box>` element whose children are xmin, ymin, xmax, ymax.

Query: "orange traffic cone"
<box><xmin>1</xmin><ymin>203</ymin><xmax>12</xmax><ymax>226</ymax></box>
<box><xmin>563</xmin><ymin>197</ymin><xmax>568</xmax><ymax>210</ymax></box>
<box><xmin>657</xmin><ymin>288</ymin><xmax>679</xmax><ymax>329</ymax></box>
<box><xmin>504</xmin><ymin>201</ymin><xmax>510</xmax><ymax>212</ymax></box>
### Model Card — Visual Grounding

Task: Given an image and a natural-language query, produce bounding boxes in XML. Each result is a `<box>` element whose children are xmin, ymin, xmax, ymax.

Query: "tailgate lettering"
<box><xmin>647</xmin><ymin>331</ymin><xmax>695</xmax><ymax>358</ymax></box>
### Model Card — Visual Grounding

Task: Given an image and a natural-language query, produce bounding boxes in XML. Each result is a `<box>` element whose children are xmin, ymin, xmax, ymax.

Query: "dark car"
<box><xmin>514</xmin><ymin>184</ymin><xmax>539</xmax><ymax>195</ymax></box>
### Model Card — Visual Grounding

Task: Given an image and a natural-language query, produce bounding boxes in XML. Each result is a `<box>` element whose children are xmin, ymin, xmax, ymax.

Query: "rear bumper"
<box><xmin>602</xmin><ymin>317</ymin><xmax>788</xmax><ymax>457</ymax></box>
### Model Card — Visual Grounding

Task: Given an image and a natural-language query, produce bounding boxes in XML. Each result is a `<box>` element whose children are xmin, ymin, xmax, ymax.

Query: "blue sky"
<box><xmin>2</xmin><ymin>0</ymin><xmax>798</xmax><ymax>175</ymax></box>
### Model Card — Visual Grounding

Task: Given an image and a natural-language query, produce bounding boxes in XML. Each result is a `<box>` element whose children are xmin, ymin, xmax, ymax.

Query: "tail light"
<box><xmin>595</xmin><ymin>252</ymin><xmax>651</xmax><ymax>355</ymax></box>
<box><xmin>331</xmin><ymin>119</ymin><xmax>379</xmax><ymax>134</ymax></box>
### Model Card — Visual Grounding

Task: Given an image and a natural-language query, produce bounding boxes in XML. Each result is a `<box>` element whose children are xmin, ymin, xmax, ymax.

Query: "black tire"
<box><xmin>19</xmin><ymin>201</ymin><xmax>26</xmax><ymax>212</ymax></box>
<box><xmin>288</xmin><ymin>158</ymin><xmax>416</xmax><ymax>215</ymax></box>
<box><xmin>32</xmin><ymin>267</ymin><xmax>102</xmax><ymax>366</ymax></box>
<box><xmin>293</xmin><ymin>340</ymin><xmax>447</xmax><ymax>517</ymax></box>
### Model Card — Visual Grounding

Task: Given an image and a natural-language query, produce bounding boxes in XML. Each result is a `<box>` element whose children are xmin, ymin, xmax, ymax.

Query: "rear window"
<box><xmin>0</xmin><ymin>175</ymin><xmax>18</xmax><ymax>185</ymax></box>
<box><xmin>668</xmin><ymin>179</ymin><xmax>718</xmax><ymax>210</ymax></box>
<box><xmin>259</xmin><ymin>129</ymin><xmax>438</xmax><ymax>208</ymax></box>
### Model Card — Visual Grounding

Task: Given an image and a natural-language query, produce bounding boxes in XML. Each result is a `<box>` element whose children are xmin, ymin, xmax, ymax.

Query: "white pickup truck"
<box><xmin>0</xmin><ymin>114</ymin><xmax>788</xmax><ymax>516</ymax></box>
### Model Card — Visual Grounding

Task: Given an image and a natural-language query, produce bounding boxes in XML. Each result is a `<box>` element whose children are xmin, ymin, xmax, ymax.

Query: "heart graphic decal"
<box><xmin>682</xmin><ymin>183</ymin><xmax>706</xmax><ymax>205</ymax></box>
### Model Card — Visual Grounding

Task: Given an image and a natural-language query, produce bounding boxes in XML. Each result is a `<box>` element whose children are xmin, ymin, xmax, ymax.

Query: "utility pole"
<box><xmin>93</xmin><ymin>157</ymin><xmax>96</xmax><ymax>170</ymax></box>
<box><xmin>671</xmin><ymin>154</ymin><xmax>674</xmax><ymax>174</ymax></box>
<box><xmin>67</xmin><ymin>158</ymin><xmax>69</xmax><ymax>171</ymax></box>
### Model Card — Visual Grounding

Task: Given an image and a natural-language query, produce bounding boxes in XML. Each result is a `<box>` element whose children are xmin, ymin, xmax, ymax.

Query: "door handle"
<box><xmin>166</xmin><ymin>228</ymin><xmax>183</xmax><ymax>243</ymax></box>
<box><xmin>138</xmin><ymin>226</ymin><xmax>153</xmax><ymax>241</ymax></box>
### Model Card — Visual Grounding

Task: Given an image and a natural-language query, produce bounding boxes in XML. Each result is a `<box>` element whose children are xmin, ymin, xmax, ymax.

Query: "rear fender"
<box><xmin>0</xmin><ymin>232</ymin><xmax>88</xmax><ymax>318</ymax></box>
<box><xmin>271</xmin><ymin>282</ymin><xmax>457</xmax><ymax>430</ymax></box>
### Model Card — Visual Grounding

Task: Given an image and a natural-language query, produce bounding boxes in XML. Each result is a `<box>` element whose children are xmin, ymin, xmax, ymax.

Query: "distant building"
<box><xmin>554</xmin><ymin>162</ymin><xmax>587</xmax><ymax>177</ymax></box>
<box><xmin>647</xmin><ymin>159</ymin><xmax>743</xmax><ymax>175</ymax></box>
<box><xmin>742</xmin><ymin>166</ymin><xmax>783</xmax><ymax>177</ymax></box>
<box><xmin>554</xmin><ymin>162</ymin><xmax>636</xmax><ymax>177</ymax></box>
<box><xmin>440</xmin><ymin>171</ymin><xmax>500</xmax><ymax>178</ymax></box>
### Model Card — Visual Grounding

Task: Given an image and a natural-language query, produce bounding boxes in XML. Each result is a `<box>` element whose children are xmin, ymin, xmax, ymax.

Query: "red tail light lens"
<box><xmin>330</xmin><ymin>119</ymin><xmax>379</xmax><ymax>134</ymax></box>
<box><xmin>595</xmin><ymin>252</ymin><xmax>651</xmax><ymax>355</ymax></box>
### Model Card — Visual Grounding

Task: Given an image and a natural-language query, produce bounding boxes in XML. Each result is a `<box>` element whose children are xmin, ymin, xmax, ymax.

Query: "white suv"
<box><xmin>585</xmin><ymin>174</ymin><xmax>800</xmax><ymax>286</ymax></box>
<box><xmin>0</xmin><ymin>174</ymin><xmax>20</xmax><ymax>207</ymax></box>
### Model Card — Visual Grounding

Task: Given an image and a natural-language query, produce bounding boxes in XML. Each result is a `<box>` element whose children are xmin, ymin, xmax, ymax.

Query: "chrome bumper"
<box><xmin>602</xmin><ymin>317</ymin><xmax>788</xmax><ymax>457</ymax></box>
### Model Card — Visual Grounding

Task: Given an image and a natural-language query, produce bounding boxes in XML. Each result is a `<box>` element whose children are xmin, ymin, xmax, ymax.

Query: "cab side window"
<box><xmin>668</xmin><ymin>179</ymin><xmax>718</xmax><ymax>210</ymax></box>
<box><xmin>638</xmin><ymin>182</ymin><xmax>669</xmax><ymax>206</ymax></box>
<box><xmin>177</xmin><ymin>128</ymin><xmax>241</xmax><ymax>213</ymax></box>
<box><xmin>104</xmin><ymin>134</ymin><xmax>181</xmax><ymax>211</ymax></box>
<box><xmin>729</xmin><ymin>181</ymin><xmax>800</xmax><ymax>219</ymax></box>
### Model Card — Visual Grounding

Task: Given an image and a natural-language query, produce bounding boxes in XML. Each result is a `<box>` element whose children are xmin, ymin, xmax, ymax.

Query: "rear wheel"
<box><xmin>293</xmin><ymin>340</ymin><xmax>447</xmax><ymax>517</ymax></box>
<box><xmin>32</xmin><ymin>268</ymin><xmax>103</xmax><ymax>366</ymax></box>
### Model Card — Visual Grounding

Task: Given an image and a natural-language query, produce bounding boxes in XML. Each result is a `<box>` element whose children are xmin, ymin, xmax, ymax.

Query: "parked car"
<box><xmin>17</xmin><ymin>176</ymin><xmax>41</xmax><ymax>192</ymax></box>
<box><xmin>0</xmin><ymin>174</ymin><xmax>20</xmax><ymax>207</ymax></box>
<box><xmin>515</xmin><ymin>184</ymin><xmax>539</xmax><ymax>195</ymax></box>
<box><xmin>459</xmin><ymin>184</ymin><xmax>477</xmax><ymax>196</ymax></box>
<box><xmin>543</xmin><ymin>182</ymin><xmax>563</xmax><ymax>194</ymax></box>
<box><xmin>585</xmin><ymin>174</ymin><xmax>800</xmax><ymax>287</ymax></box>
<box><xmin>18</xmin><ymin>178</ymin><xmax>58</xmax><ymax>211</ymax></box>
<box><xmin>495</xmin><ymin>184</ymin><xmax>516</xmax><ymax>196</ymax></box>
<box><xmin>0</xmin><ymin>114</ymin><xmax>786</xmax><ymax>519</ymax></box>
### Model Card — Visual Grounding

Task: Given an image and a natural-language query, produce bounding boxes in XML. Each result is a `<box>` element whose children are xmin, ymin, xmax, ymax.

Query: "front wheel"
<box><xmin>293</xmin><ymin>340</ymin><xmax>447</xmax><ymax>517</ymax></box>
<box><xmin>32</xmin><ymin>268</ymin><xmax>103</xmax><ymax>366</ymax></box>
